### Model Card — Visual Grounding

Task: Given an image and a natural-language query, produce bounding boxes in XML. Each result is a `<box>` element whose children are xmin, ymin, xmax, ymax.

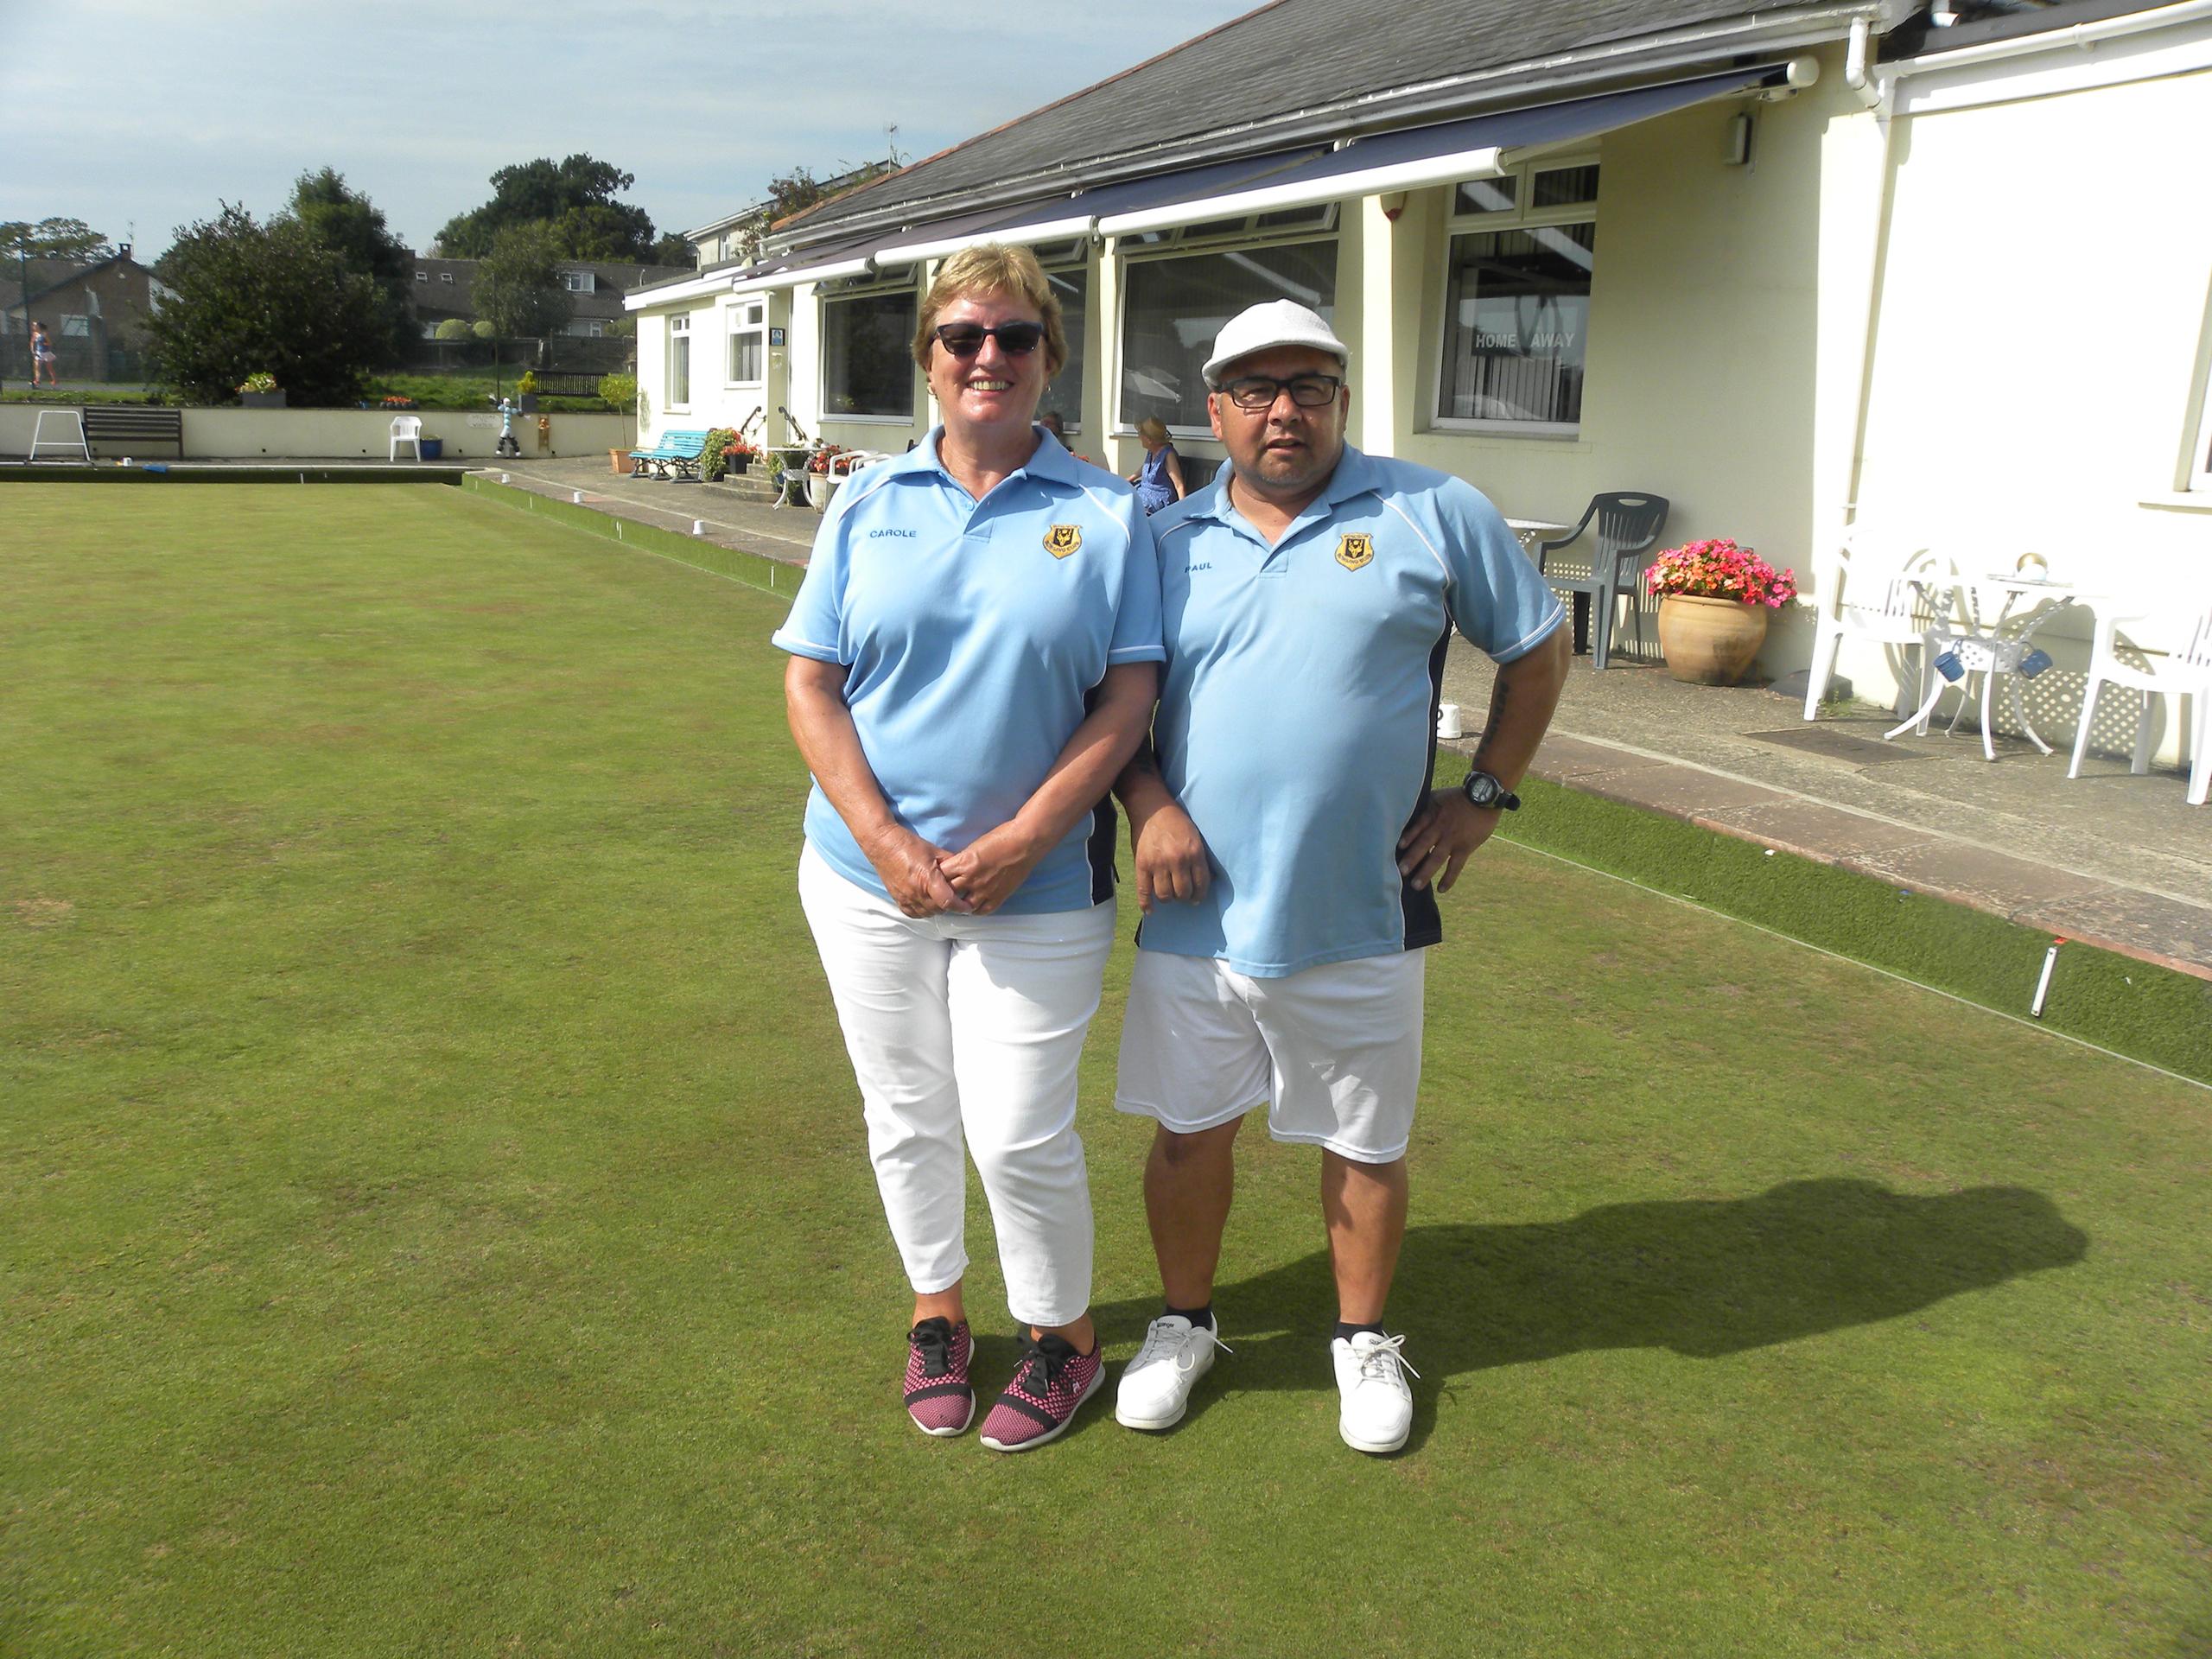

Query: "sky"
<box><xmin>1</xmin><ymin>0</ymin><xmax>1258</xmax><ymax>262</ymax></box>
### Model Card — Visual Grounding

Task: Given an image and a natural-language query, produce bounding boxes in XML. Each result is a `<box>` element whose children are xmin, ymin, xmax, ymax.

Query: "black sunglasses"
<box><xmin>933</xmin><ymin>321</ymin><xmax>1046</xmax><ymax>359</ymax></box>
<box><xmin>1217</xmin><ymin>373</ymin><xmax>1344</xmax><ymax>411</ymax></box>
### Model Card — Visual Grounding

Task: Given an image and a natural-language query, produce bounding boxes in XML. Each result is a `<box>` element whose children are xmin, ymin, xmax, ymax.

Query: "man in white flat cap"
<box><xmin>1110</xmin><ymin>299</ymin><xmax>1570</xmax><ymax>1454</ymax></box>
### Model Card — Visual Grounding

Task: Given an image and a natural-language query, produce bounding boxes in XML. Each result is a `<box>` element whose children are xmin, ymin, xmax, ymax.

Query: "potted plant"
<box><xmin>804</xmin><ymin>442</ymin><xmax>847</xmax><ymax>510</ymax></box>
<box><xmin>725</xmin><ymin>435</ymin><xmax>757</xmax><ymax>475</ymax></box>
<box><xmin>516</xmin><ymin>371</ymin><xmax>540</xmax><ymax>414</ymax></box>
<box><xmin>1645</xmin><ymin>538</ymin><xmax>1799</xmax><ymax>685</ymax></box>
<box><xmin>238</xmin><ymin>372</ymin><xmax>285</xmax><ymax>410</ymax></box>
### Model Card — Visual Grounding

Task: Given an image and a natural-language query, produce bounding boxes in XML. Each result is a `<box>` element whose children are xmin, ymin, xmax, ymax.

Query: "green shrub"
<box><xmin>598</xmin><ymin>372</ymin><xmax>637</xmax><ymax>413</ymax></box>
<box><xmin>471</xmin><ymin>320</ymin><xmax>496</xmax><ymax>340</ymax></box>
<box><xmin>434</xmin><ymin>318</ymin><xmax>472</xmax><ymax>341</ymax></box>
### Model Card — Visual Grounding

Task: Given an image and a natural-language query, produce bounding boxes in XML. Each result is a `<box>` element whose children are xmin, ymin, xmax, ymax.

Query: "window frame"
<box><xmin>1114</xmin><ymin>214</ymin><xmax>1342</xmax><ymax>441</ymax></box>
<box><xmin>1428</xmin><ymin>154</ymin><xmax>1601</xmax><ymax>440</ymax></box>
<box><xmin>1037</xmin><ymin>248</ymin><xmax>1090</xmax><ymax>435</ymax></box>
<box><xmin>818</xmin><ymin>275</ymin><xmax>918</xmax><ymax>423</ymax></box>
<box><xmin>725</xmin><ymin>298</ymin><xmax>767</xmax><ymax>389</ymax></box>
<box><xmin>561</xmin><ymin>270</ymin><xmax>596</xmax><ymax>294</ymax></box>
<box><xmin>668</xmin><ymin>312</ymin><xmax>691</xmax><ymax>410</ymax></box>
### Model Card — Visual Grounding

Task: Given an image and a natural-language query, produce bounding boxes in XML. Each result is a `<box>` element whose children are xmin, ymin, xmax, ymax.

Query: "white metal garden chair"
<box><xmin>2065</xmin><ymin>596</ymin><xmax>2212</xmax><ymax>806</ymax></box>
<box><xmin>1800</xmin><ymin>532</ymin><xmax>1957</xmax><ymax>722</ymax></box>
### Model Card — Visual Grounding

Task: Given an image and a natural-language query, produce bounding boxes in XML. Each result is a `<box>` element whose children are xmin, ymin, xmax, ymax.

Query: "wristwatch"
<box><xmin>1460</xmin><ymin>769</ymin><xmax>1521</xmax><ymax>811</ymax></box>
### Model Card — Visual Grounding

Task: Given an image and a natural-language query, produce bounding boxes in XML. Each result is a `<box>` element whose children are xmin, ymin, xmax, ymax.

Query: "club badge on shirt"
<box><xmin>1336</xmin><ymin>532</ymin><xmax>1374</xmax><ymax>571</ymax></box>
<box><xmin>1044</xmin><ymin>524</ymin><xmax>1083</xmax><ymax>558</ymax></box>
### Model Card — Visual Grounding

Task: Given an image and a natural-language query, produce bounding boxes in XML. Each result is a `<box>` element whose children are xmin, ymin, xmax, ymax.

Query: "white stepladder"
<box><xmin>27</xmin><ymin>408</ymin><xmax>92</xmax><ymax>463</ymax></box>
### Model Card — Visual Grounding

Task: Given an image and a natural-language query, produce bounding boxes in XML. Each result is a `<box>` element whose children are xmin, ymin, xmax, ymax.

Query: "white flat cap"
<box><xmin>1202</xmin><ymin>300</ymin><xmax>1349</xmax><ymax>387</ymax></box>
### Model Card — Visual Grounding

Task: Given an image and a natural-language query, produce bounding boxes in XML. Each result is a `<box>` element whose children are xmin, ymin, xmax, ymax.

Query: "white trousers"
<box><xmin>798</xmin><ymin>844</ymin><xmax>1114</xmax><ymax>1327</ymax></box>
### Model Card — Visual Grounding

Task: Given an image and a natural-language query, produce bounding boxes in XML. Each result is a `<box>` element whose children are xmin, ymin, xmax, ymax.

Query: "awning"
<box><xmin>868</xmin><ymin>146</ymin><xmax>1328</xmax><ymax>267</ymax></box>
<box><xmin>728</xmin><ymin>228</ymin><xmax>896</xmax><ymax>296</ymax></box>
<box><xmin>1095</xmin><ymin>67</ymin><xmax>1777</xmax><ymax>237</ymax></box>
<box><xmin>625</xmin><ymin>265</ymin><xmax>756</xmax><ymax>312</ymax></box>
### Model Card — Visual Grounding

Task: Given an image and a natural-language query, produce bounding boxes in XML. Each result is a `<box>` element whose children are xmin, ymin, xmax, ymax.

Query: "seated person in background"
<box><xmin>1039</xmin><ymin>409</ymin><xmax>1091</xmax><ymax>465</ymax></box>
<box><xmin>1128</xmin><ymin>416</ymin><xmax>1187</xmax><ymax>515</ymax></box>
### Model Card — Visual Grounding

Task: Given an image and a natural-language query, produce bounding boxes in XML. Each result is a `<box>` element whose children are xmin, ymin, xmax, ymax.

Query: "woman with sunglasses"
<box><xmin>1128</xmin><ymin>416</ymin><xmax>1188</xmax><ymax>515</ymax></box>
<box><xmin>774</xmin><ymin>244</ymin><xmax>1162</xmax><ymax>1452</ymax></box>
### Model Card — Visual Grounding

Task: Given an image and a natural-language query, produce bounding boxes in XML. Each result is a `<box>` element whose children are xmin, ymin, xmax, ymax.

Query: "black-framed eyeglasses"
<box><xmin>933</xmin><ymin>321</ymin><xmax>1046</xmax><ymax>359</ymax></box>
<box><xmin>1216</xmin><ymin>373</ymin><xmax>1343</xmax><ymax>411</ymax></box>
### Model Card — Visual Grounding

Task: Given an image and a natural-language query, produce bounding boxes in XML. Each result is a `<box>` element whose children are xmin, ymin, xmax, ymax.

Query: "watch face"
<box><xmin>1465</xmin><ymin>772</ymin><xmax>1501</xmax><ymax>807</ymax></box>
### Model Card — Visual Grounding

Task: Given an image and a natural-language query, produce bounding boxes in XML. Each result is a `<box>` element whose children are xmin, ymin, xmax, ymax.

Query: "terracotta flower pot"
<box><xmin>1657</xmin><ymin>594</ymin><xmax>1769</xmax><ymax>685</ymax></box>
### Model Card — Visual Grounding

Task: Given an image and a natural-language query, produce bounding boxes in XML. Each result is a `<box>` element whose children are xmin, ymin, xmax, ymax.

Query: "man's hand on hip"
<box><xmin>1396</xmin><ymin>789</ymin><xmax>1501</xmax><ymax>893</ymax></box>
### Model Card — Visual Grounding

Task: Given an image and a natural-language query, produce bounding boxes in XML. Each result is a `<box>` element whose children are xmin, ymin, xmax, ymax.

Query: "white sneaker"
<box><xmin>1116</xmin><ymin>1314</ymin><xmax>1225</xmax><ymax>1431</ymax></box>
<box><xmin>1332</xmin><ymin>1331</ymin><xmax>1418</xmax><ymax>1454</ymax></box>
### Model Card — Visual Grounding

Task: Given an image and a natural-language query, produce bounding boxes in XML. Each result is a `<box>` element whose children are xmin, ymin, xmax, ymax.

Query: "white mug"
<box><xmin>1435</xmin><ymin>703</ymin><xmax>1464</xmax><ymax>740</ymax></box>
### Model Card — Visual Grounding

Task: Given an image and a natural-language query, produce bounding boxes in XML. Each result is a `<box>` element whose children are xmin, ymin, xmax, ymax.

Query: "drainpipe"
<box><xmin>1835</xmin><ymin>22</ymin><xmax>1898</xmax><ymax>554</ymax></box>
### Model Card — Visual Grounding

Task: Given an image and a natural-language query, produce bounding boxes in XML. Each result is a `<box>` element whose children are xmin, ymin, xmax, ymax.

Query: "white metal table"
<box><xmin>1883</xmin><ymin>573</ymin><xmax>2094</xmax><ymax>761</ymax></box>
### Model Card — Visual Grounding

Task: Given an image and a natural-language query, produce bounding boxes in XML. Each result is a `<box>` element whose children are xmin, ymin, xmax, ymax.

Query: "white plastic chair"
<box><xmin>1801</xmin><ymin>534</ymin><xmax>1956</xmax><ymax>722</ymax></box>
<box><xmin>2066</xmin><ymin>599</ymin><xmax>2212</xmax><ymax>805</ymax></box>
<box><xmin>389</xmin><ymin>415</ymin><xmax>423</xmax><ymax>461</ymax></box>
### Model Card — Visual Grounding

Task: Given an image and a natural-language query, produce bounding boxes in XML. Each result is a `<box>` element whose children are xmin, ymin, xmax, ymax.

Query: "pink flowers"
<box><xmin>1645</xmin><ymin>538</ymin><xmax>1798</xmax><ymax>608</ymax></box>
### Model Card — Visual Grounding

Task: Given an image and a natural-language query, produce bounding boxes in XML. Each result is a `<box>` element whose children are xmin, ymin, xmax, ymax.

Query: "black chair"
<box><xmin>1535</xmin><ymin>493</ymin><xmax>1671</xmax><ymax>670</ymax></box>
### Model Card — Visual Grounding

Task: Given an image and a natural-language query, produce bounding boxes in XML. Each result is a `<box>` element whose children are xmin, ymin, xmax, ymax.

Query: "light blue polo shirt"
<box><xmin>772</xmin><ymin>428</ymin><xmax>1165</xmax><ymax>915</ymax></box>
<box><xmin>1141</xmin><ymin>444</ymin><xmax>1563</xmax><ymax>975</ymax></box>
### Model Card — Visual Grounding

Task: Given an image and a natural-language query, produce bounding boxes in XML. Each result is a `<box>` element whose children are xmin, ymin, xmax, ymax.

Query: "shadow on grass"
<box><xmin>1095</xmin><ymin>1178</ymin><xmax>2088</xmax><ymax>1449</ymax></box>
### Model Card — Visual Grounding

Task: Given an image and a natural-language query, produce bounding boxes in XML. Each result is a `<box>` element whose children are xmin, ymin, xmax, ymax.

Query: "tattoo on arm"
<box><xmin>1475</xmin><ymin>677</ymin><xmax>1510</xmax><ymax>758</ymax></box>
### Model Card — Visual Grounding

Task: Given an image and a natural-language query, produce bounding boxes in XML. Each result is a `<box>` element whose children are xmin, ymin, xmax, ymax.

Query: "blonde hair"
<box><xmin>911</xmin><ymin>244</ymin><xmax>1067</xmax><ymax>379</ymax></box>
<box><xmin>1136</xmin><ymin>417</ymin><xmax>1169</xmax><ymax>445</ymax></box>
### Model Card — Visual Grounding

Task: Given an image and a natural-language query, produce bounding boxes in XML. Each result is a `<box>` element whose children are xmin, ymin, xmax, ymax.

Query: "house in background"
<box><xmin>625</xmin><ymin>0</ymin><xmax>2210</xmax><ymax>759</ymax></box>
<box><xmin>1</xmin><ymin>245</ymin><xmax>172</xmax><ymax>381</ymax></box>
<box><xmin>411</xmin><ymin>255</ymin><xmax>690</xmax><ymax>338</ymax></box>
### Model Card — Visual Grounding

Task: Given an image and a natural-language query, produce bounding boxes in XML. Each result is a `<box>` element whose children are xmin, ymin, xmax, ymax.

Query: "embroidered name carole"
<box><xmin>868</xmin><ymin>529</ymin><xmax>918</xmax><ymax>538</ymax></box>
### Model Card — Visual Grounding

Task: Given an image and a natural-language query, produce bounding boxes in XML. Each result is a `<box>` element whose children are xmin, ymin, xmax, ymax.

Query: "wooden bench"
<box><xmin>628</xmin><ymin>429</ymin><xmax>711</xmax><ymax>480</ymax></box>
<box><xmin>82</xmin><ymin>405</ymin><xmax>184</xmax><ymax>457</ymax></box>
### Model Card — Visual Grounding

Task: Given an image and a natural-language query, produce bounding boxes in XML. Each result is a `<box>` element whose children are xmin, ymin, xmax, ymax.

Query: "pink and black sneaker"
<box><xmin>978</xmin><ymin>1332</ymin><xmax>1103</xmax><ymax>1453</ymax></box>
<box><xmin>903</xmin><ymin>1317</ymin><xmax>975</xmax><ymax>1437</ymax></box>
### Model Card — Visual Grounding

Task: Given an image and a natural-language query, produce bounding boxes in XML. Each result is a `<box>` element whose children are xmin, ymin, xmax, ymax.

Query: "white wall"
<box><xmin>1846</xmin><ymin>28</ymin><xmax>2212</xmax><ymax>758</ymax></box>
<box><xmin>1</xmin><ymin>405</ymin><xmax>632</xmax><ymax>461</ymax></box>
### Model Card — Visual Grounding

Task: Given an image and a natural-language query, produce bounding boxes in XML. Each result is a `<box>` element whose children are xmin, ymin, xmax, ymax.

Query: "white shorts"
<box><xmin>1114</xmin><ymin>948</ymin><xmax>1426</xmax><ymax>1164</ymax></box>
<box><xmin>798</xmin><ymin>843</ymin><xmax>1114</xmax><ymax>1327</ymax></box>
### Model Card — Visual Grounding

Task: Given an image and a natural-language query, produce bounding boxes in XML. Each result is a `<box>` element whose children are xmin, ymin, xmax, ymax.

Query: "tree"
<box><xmin>435</xmin><ymin>155</ymin><xmax>659</xmax><ymax>261</ymax></box>
<box><xmin>144</xmin><ymin>205</ymin><xmax>391</xmax><ymax>405</ymax></box>
<box><xmin>650</xmin><ymin>232</ymin><xmax>691</xmax><ymax>266</ymax></box>
<box><xmin>474</xmin><ymin>222</ymin><xmax>573</xmax><ymax>339</ymax></box>
<box><xmin>287</xmin><ymin>168</ymin><xmax>414</xmax><ymax>366</ymax></box>
<box><xmin>730</xmin><ymin>168</ymin><xmax>833</xmax><ymax>264</ymax></box>
<box><xmin>1</xmin><ymin>217</ymin><xmax>114</xmax><ymax>261</ymax></box>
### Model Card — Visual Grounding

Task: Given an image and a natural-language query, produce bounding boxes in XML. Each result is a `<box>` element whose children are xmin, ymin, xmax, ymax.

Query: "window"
<box><xmin>823</xmin><ymin>285</ymin><xmax>915</xmax><ymax>417</ymax></box>
<box><xmin>1043</xmin><ymin>261</ymin><xmax>1087</xmax><ymax>432</ymax></box>
<box><xmin>1119</xmin><ymin>238</ymin><xmax>1337</xmax><ymax>431</ymax></box>
<box><xmin>562</xmin><ymin>270</ymin><xmax>596</xmax><ymax>294</ymax></box>
<box><xmin>1434</xmin><ymin>160</ymin><xmax>1599</xmax><ymax>434</ymax></box>
<box><xmin>564</xmin><ymin>319</ymin><xmax>605</xmax><ymax>338</ymax></box>
<box><xmin>415</xmin><ymin>270</ymin><xmax>429</xmax><ymax>283</ymax></box>
<box><xmin>669</xmin><ymin>313</ymin><xmax>690</xmax><ymax>407</ymax></box>
<box><xmin>441</xmin><ymin>272</ymin><xmax>455</xmax><ymax>285</ymax></box>
<box><xmin>61</xmin><ymin>315</ymin><xmax>90</xmax><ymax>337</ymax></box>
<box><xmin>728</xmin><ymin>300</ymin><xmax>766</xmax><ymax>385</ymax></box>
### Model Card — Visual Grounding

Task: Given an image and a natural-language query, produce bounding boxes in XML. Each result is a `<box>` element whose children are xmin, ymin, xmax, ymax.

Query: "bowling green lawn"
<box><xmin>4</xmin><ymin>484</ymin><xmax>2207</xmax><ymax>1657</ymax></box>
